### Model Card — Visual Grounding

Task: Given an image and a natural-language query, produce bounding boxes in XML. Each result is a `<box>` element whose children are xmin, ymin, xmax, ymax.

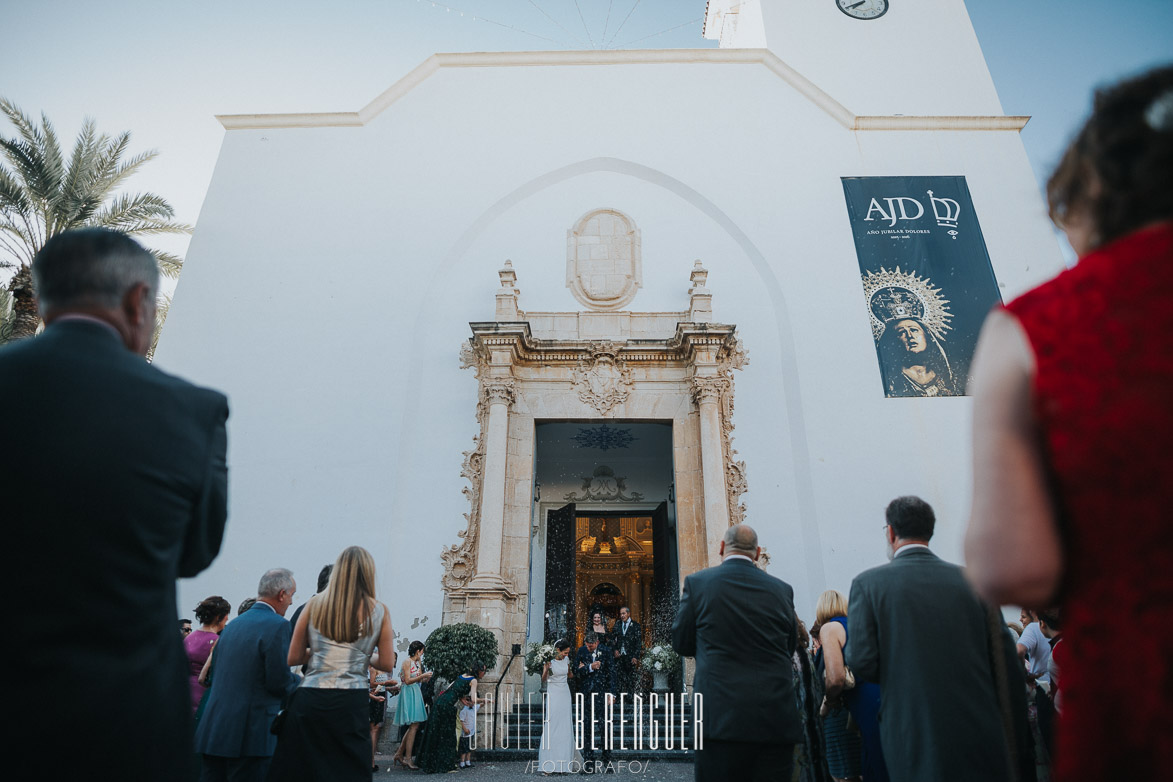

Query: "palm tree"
<box><xmin>0</xmin><ymin>98</ymin><xmax>190</xmax><ymax>344</ymax></box>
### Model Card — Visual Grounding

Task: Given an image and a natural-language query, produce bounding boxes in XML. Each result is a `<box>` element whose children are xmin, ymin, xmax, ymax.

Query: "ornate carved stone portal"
<box><xmin>441</xmin><ymin>212</ymin><xmax>748</xmax><ymax>699</ymax></box>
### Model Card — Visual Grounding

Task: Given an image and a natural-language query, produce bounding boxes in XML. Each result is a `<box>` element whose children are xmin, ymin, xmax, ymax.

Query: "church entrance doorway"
<box><xmin>528</xmin><ymin>421</ymin><xmax>678</xmax><ymax>692</ymax></box>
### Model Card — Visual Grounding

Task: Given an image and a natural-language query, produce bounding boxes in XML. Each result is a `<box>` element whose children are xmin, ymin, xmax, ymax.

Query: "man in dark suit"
<box><xmin>575</xmin><ymin>631</ymin><xmax>616</xmax><ymax>768</ymax></box>
<box><xmin>844</xmin><ymin>496</ymin><xmax>1013</xmax><ymax>782</ymax></box>
<box><xmin>609</xmin><ymin>605</ymin><xmax>643</xmax><ymax>699</ymax></box>
<box><xmin>195</xmin><ymin>568</ymin><xmax>300</xmax><ymax>782</ymax></box>
<box><xmin>4</xmin><ymin>228</ymin><xmax>228</xmax><ymax>781</ymax></box>
<box><xmin>672</xmin><ymin>524</ymin><xmax>802</xmax><ymax>782</ymax></box>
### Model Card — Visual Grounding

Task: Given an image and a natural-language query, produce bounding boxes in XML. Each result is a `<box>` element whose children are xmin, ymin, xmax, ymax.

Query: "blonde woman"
<box><xmin>816</xmin><ymin>590</ymin><xmax>888</xmax><ymax>782</ymax></box>
<box><xmin>267</xmin><ymin>547</ymin><xmax>396</xmax><ymax>781</ymax></box>
<box><xmin>815</xmin><ymin>590</ymin><xmax>862</xmax><ymax>782</ymax></box>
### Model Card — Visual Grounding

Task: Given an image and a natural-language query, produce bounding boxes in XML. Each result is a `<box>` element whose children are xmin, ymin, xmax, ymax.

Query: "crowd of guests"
<box><xmin>5</xmin><ymin>35</ymin><xmax>1167</xmax><ymax>782</ymax></box>
<box><xmin>179</xmin><ymin>546</ymin><xmax>494</xmax><ymax>781</ymax></box>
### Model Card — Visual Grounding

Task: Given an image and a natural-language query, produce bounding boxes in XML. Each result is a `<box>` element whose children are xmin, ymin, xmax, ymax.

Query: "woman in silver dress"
<box><xmin>267</xmin><ymin>546</ymin><xmax>396</xmax><ymax>781</ymax></box>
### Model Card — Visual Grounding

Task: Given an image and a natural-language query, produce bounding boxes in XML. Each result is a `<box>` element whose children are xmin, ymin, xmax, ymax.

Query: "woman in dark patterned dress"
<box><xmin>416</xmin><ymin>662</ymin><xmax>486</xmax><ymax>773</ymax></box>
<box><xmin>792</xmin><ymin>619</ymin><xmax>831</xmax><ymax>782</ymax></box>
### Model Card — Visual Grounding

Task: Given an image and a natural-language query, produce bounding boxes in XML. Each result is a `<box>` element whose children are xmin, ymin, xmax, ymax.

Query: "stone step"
<box><xmin>464</xmin><ymin>747</ymin><xmax>696</xmax><ymax>763</ymax></box>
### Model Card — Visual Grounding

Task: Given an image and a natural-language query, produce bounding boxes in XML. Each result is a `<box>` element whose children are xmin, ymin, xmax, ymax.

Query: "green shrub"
<box><xmin>423</xmin><ymin>623</ymin><xmax>499</xmax><ymax>681</ymax></box>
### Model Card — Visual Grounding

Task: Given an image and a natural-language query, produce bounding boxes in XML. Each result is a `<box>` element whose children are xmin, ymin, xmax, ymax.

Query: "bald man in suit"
<box><xmin>672</xmin><ymin>524</ymin><xmax>802</xmax><ymax>782</ymax></box>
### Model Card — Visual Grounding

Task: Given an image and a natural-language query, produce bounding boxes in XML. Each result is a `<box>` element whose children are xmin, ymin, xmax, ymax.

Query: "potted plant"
<box><xmin>422</xmin><ymin>623</ymin><xmax>499</xmax><ymax>692</ymax></box>
<box><xmin>641</xmin><ymin>643</ymin><xmax>681</xmax><ymax>692</ymax></box>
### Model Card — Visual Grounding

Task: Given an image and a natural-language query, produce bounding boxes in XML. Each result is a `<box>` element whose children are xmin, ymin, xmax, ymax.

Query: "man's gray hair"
<box><xmin>723</xmin><ymin>524</ymin><xmax>759</xmax><ymax>555</ymax></box>
<box><xmin>257</xmin><ymin>568</ymin><xmax>295</xmax><ymax>598</ymax></box>
<box><xmin>585</xmin><ymin>632</ymin><xmax>600</xmax><ymax>644</ymax></box>
<box><xmin>31</xmin><ymin>227</ymin><xmax>159</xmax><ymax>313</ymax></box>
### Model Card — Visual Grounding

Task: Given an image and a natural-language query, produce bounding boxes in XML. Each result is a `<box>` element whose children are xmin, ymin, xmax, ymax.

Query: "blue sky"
<box><xmin>1</xmin><ymin>0</ymin><xmax>1170</xmax><ymax>269</ymax></box>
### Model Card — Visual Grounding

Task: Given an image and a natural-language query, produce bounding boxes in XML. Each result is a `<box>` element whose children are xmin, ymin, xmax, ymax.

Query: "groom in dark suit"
<box><xmin>844</xmin><ymin>496</ymin><xmax>1014</xmax><ymax>782</ymax></box>
<box><xmin>575</xmin><ymin>632</ymin><xmax>616</xmax><ymax>767</ymax></box>
<box><xmin>4</xmin><ymin>228</ymin><xmax>229</xmax><ymax>781</ymax></box>
<box><xmin>610</xmin><ymin>606</ymin><xmax>643</xmax><ymax>698</ymax></box>
<box><xmin>672</xmin><ymin>524</ymin><xmax>802</xmax><ymax>782</ymax></box>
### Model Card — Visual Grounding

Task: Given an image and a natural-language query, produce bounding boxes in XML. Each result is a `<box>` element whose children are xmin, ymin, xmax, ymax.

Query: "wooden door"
<box><xmin>543</xmin><ymin>502</ymin><xmax>575</xmax><ymax>643</ymax></box>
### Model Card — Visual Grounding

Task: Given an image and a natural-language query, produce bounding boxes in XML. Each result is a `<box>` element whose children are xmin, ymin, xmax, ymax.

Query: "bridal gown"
<box><xmin>538</xmin><ymin>656</ymin><xmax>582</xmax><ymax>774</ymax></box>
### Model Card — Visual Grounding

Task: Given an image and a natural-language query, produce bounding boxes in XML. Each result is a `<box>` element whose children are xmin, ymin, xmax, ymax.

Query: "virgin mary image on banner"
<box><xmin>841</xmin><ymin>176</ymin><xmax>1004</xmax><ymax>398</ymax></box>
<box><xmin>864</xmin><ymin>268</ymin><xmax>957</xmax><ymax>397</ymax></box>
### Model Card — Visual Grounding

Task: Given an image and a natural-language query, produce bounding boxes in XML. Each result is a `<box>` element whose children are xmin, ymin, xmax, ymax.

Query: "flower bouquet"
<box><xmin>524</xmin><ymin>642</ymin><xmax>558</xmax><ymax>676</ymax></box>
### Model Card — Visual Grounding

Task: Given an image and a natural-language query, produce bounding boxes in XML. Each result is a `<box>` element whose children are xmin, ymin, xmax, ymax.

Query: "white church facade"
<box><xmin>161</xmin><ymin>0</ymin><xmax>1064</xmax><ymax>691</ymax></box>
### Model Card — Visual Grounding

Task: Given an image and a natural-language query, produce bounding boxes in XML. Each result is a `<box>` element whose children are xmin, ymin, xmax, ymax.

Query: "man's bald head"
<box><xmin>721</xmin><ymin>524</ymin><xmax>760</xmax><ymax>560</ymax></box>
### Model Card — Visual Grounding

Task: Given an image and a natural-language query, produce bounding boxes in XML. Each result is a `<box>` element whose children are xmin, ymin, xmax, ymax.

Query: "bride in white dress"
<box><xmin>538</xmin><ymin>640</ymin><xmax>582</xmax><ymax>774</ymax></box>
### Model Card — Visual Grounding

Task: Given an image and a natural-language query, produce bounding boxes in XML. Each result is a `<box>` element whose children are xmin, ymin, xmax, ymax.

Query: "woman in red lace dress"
<box><xmin>964</xmin><ymin>65</ymin><xmax>1172</xmax><ymax>781</ymax></box>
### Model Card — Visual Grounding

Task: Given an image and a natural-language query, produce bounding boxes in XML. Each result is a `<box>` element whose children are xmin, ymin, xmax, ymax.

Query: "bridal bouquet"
<box><xmin>524</xmin><ymin>642</ymin><xmax>558</xmax><ymax>675</ymax></box>
<box><xmin>641</xmin><ymin>644</ymin><xmax>681</xmax><ymax>672</ymax></box>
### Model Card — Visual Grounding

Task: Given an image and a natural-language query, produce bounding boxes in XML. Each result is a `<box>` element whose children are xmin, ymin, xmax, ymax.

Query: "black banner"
<box><xmin>841</xmin><ymin>176</ymin><xmax>1002</xmax><ymax>398</ymax></box>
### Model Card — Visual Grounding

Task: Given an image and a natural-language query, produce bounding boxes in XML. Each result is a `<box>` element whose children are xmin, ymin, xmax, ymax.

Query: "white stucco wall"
<box><xmin>722</xmin><ymin>0</ymin><xmax>1003</xmax><ymax>117</ymax></box>
<box><xmin>160</xmin><ymin>51</ymin><xmax>1063</xmax><ymax>638</ymax></box>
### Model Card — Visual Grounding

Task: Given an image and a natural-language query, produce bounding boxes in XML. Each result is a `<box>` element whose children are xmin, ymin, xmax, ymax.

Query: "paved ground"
<box><xmin>373</xmin><ymin>756</ymin><xmax>694</xmax><ymax>780</ymax></box>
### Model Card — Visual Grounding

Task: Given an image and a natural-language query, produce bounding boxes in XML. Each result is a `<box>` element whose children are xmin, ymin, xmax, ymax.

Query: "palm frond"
<box><xmin>0</xmin><ymin>219</ymin><xmax>36</xmax><ymax>266</ymax></box>
<box><xmin>91</xmin><ymin>192</ymin><xmax>185</xmax><ymax>231</ymax></box>
<box><xmin>146</xmin><ymin>292</ymin><xmax>172</xmax><ymax>361</ymax></box>
<box><xmin>0</xmin><ymin>161</ymin><xmax>30</xmax><ymax>208</ymax></box>
<box><xmin>0</xmin><ymin>101</ymin><xmax>65</xmax><ymax>215</ymax></box>
<box><xmin>115</xmin><ymin>219</ymin><xmax>193</xmax><ymax>237</ymax></box>
<box><xmin>37</xmin><ymin>111</ymin><xmax>65</xmax><ymax>204</ymax></box>
<box><xmin>0</xmin><ymin>136</ymin><xmax>53</xmax><ymax>207</ymax></box>
<box><xmin>0</xmin><ymin>99</ymin><xmax>43</xmax><ymax>151</ymax></box>
<box><xmin>104</xmin><ymin>146</ymin><xmax>159</xmax><ymax>193</ymax></box>
<box><xmin>51</xmin><ymin>117</ymin><xmax>101</xmax><ymax>231</ymax></box>
<box><xmin>150</xmin><ymin>249</ymin><xmax>184</xmax><ymax>279</ymax></box>
<box><xmin>0</xmin><ymin>285</ymin><xmax>14</xmax><ymax>346</ymax></box>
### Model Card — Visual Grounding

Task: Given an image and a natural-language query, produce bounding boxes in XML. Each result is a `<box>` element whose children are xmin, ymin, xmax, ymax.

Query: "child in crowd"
<box><xmin>457</xmin><ymin>694</ymin><xmax>479</xmax><ymax>768</ymax></box>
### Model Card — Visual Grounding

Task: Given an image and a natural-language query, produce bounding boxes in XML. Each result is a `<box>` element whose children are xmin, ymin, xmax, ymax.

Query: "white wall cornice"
<box><xmin>215</xmin><ymin>48</ymin><xmax>1027</xmax><ymax>132</ymax></box>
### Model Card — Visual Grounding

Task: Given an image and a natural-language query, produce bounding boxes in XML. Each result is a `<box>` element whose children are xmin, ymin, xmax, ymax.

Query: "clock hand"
<box><xmin>847</xmin><ymin>1</ymin><xmax>867</xmax><ymax>8</ymax></box>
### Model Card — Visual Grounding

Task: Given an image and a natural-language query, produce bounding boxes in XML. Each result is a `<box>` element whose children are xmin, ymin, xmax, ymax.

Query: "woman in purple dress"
<box><xmin>184</xmin><ymin>595</ymin><xmax>230</xmax><ymax>713</ymax></box>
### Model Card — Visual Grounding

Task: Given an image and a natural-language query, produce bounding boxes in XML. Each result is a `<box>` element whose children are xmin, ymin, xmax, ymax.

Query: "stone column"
<box><xmin>647</xmin><ymin>565</ymin><xmax>656</xmax><ymax>628</ymax></box>
<box><xmin>467</xmin><ymin>378</ymin><xmax>515</xmax><ymax>592</ymax></box>
<box><xmin>693</xmin><ymin>376</ymin><xmax>731</xmax><ymax>567</ymax></box>
<box><xmin>629</xmin><ymin>572</ymin><xmax>643</xmax><ymax>625</ymax></box>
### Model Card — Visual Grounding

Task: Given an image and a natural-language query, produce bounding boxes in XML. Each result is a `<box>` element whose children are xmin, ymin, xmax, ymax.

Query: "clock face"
<box><xmin>836</xmin><ymin>0</ymin><xmax>889</xmax><ymax>20</ymax></box>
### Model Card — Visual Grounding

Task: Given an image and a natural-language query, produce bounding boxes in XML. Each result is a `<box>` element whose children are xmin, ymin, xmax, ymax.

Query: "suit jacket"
<box><xmin>610</xmin><ymin>619</ymin><xmax>643</xmax><ymax>664</ymax></box>
<box><xmin>844</xmin><ymin>547</ymin><xmax>1012</xmax><ymax>782</ymax></box>
<box><xmin>671</xmin><ymin>558</ymin><xmax>802</xmax><ymax>745</ymax></box>
<box><xmin>194</xmin><ymin>602</ymin><xmax>300</xmax><ymax>757</ymax></box>
<box><xmin>574</xmin><ymin>644</ymin><xmax>616</xmax><ymax>697</ymax></box>
<box><xmin>3</xmin><ymin>320</ymin><xmax>228</xmax><ymax>779</ymax></box>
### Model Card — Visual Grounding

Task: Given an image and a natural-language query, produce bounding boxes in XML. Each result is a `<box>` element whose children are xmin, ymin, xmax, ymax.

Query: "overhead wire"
<box><xmin>572</xmin><ymin>0</ymin><xmax>596</xmax><ymax>49</ymax></box>
<box><xmin>413</xmin><ymin>0</ymin><xmax>568</xmax><ymax>48</ymax></box>
<box><xmin>611</xmin><ymin>15</ymin><xmax>704</xmax><ymax>49</ymax></box>
<box><xmin>526</xmin><ymin>0</ymin><xmax>589</xmax><ymax>48</ymax></box>
<box><xmin>602</xmin><ymin>0</ymin><xmax>642</xmax><ymax>49</ymax></box>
